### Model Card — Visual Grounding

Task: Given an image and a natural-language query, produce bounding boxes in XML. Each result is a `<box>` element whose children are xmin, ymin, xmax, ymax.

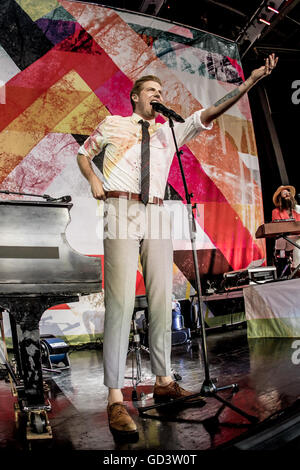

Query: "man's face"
<box><xmin>133</xmin><ymin>80</ymin><xmax>163</xmax><ymax>120</ymax></box>
<box><xmin>281</xmin><ymin>189</ymin><xmax>291</xmax><ymax>200</ymax></box>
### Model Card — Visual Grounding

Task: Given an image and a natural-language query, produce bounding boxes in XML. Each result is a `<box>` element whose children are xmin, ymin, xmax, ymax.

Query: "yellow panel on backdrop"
<box><xmin>5</xmin><ymin>71</ymin><xmax>91</xmax><ymax>134</ymax></box>
<box><xmin>54</xmin><ymin>92</ymin><xmax>110</xmax><ymax>135</ymax></box>
<box><xmin>8</xmin><ymin>89</ymin><xmax>88</xmax><ymax>133</ymax></box>
<box><xmin>15</xmin><ymin>0</ymin><xmax>60</xmax><ymax>21</ymax></box>
<box><xmin>0</xmin><ymin>70</ymin><xmax>93</xmax><ymax>181</ymax></box>
<box><xmin>51</xmin><ymin>69</ymin><xmax>92</xmax><ymax>93</ymax></box>
<box><xmin>218</xmin><ymin>114</ymin><xmax>257</xmax><ymax>156</ymax></box>
<box><xmin>0</xmin><ymin>131</ymin><xmax>44</xmax><ymax>176</ymax></box>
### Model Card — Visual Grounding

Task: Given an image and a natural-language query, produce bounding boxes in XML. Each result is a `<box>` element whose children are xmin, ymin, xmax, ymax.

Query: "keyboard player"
<box><xmin>272</xmin><ymin>185</ymin><xmax>300</xmax><ymax>276</ymax></box>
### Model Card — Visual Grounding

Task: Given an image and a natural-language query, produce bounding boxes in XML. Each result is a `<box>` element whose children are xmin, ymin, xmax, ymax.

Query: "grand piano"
<box><xmin>0</xmin><ymin>198</ymin><xmax>101</xmax><ymax>433</ymax></box>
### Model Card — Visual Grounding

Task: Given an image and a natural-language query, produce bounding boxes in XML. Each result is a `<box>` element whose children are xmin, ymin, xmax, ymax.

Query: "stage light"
<box><xmin>258</xmin><ymin>15</ymin><xmax>271</xmax><ymax>26</ymax></box>
<box><xmin>267</xmin><ymin>6</ymin><xmax>279</xmax><ymax>13</ymax></box>
<box><xmin>267</xmin><ymin>2</ymin><xmax>279</xmax><ymax>14</ymax></box>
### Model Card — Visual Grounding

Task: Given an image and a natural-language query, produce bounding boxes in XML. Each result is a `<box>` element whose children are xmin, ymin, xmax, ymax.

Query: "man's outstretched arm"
<box><xmin>201</xmin><ymin>53</ymin><xmax>278</xmax><ymax>126</ymax></box>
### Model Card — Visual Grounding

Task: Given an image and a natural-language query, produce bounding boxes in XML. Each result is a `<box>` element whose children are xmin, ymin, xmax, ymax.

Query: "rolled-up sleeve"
<box><xmin>173</xmin><ymin>109</ymin><xmax>213</xmax><ymax>148</ymax></box>
<box><xmin>78</xmin><ymin>118</ymin><xmax>109</xmax><ymax>159</ymax></box>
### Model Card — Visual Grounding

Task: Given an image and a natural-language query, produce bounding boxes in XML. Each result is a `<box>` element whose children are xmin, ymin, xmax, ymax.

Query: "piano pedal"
<box><xmin>26</xmin><ymin>410</ymin><xmax>52</xmax><ymax>441</ymax></box>
<box><xmin>14</xmin><ymin>402</ymin><xmax>21</xmax><ymax>428</ymax></box>
<box><xmin>10</xmin><ymin>382</ymin><xmax>18</xmax><ymax>397</ymax></box>
<box><xmin>10</xmin><ymin>378</ymin><xmax>24</xmax><ymax>398</ymax></box>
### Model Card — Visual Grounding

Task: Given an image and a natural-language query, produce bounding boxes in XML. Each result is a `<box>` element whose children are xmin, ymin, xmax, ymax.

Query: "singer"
<box><xmin>77</xmin><ymin>54</ymin><xmax>278</xmax><ymax>440</ymax></box>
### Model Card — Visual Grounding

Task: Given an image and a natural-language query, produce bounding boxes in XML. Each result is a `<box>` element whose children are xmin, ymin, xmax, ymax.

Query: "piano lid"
<box><xmin>0</xmin><ymin>200</ymin><xmax>101</xmax><ymax>295</ymax></box>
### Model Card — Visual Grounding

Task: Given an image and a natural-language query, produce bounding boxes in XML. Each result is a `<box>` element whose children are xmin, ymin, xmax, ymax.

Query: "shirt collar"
<box><xmin>131</xmin><ymin>113</ymin><xmax>155</xmax><ymax>126</ymax></box>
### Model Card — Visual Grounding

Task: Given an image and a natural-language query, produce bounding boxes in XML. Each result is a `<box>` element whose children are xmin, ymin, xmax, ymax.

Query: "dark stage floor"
<box><xmin>1</xmin><ymin>325</ymin><xmax>300</xmax><ymax>456</ymax></box>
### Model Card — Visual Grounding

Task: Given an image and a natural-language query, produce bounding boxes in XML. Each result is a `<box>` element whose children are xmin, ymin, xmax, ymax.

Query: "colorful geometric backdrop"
<box><xmin>0</xmin><ymin>0</ymin><xmax>266</xmax><ymax>343</ymax></box>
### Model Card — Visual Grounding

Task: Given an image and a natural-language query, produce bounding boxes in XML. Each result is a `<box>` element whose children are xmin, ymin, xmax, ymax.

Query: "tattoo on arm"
<box><xmin>214</xmin><ymin>88</ymin><xmax>240</xmax><ymax>107</ymax></box>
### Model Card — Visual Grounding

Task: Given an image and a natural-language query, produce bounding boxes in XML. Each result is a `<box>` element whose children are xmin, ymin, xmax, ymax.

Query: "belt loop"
<box><xmin>128</xmin><ymin>191</ymin><xmax>132</xmax><ymax>201</ymax></box>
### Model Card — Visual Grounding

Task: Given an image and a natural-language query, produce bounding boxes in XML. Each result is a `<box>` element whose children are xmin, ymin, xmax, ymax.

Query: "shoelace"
<box><xmin>172</xmin><ymin>382</ymin><xmax>182</xmax><ymax>395</ymax></box>
<box><xmin>111</xmin><ymin>404</ymin><xmax>126</xmax><ymax>417</ymax></box>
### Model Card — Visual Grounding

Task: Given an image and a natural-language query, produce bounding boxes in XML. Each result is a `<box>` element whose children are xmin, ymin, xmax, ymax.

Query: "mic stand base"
<box><xmin>138</xmin><ymin>380</ymin><xmax>258</xmax><ymax>425</ymax></box>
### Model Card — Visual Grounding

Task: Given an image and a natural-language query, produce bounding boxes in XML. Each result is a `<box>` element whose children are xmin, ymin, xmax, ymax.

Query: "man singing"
<box><xmin>77</xmin><ymin>54</ymin><xmax>278</xmax><ymax>439</ymax></box>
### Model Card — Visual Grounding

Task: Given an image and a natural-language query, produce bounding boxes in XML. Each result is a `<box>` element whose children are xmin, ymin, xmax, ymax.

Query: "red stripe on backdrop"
<box><xmin>49</xmin><ymin>304</ymin><xmax>71</xmax><ymax>310</ymax></box>
<box><xmin>136</xmin><ymin>271</ymin><xmax>146</xmax><ymax>296</ymax></box>
<box><xmin>226</xmin><ymin>57</ymin><xmax>245</xmax><ymax>81</ymax></box>
<box><xmin>203</xmin><ymin>202</ymin><xmax>264</xmax><ymax>269</ymax></box>
<box><xmin>168</xmin><ymin>145</ymin><xmax>264</xmax><ymax>269</ymax></box>
<box><xmin>168</xmin><ymin>144</ymin><xmax>227</xmax><ymax>204</ymax></box>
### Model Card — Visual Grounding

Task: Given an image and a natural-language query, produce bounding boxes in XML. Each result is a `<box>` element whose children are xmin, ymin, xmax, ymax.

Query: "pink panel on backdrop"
<box><xmin>95</xmin><ymin>70</ymin><xmax>133</xmax><ymax>116</ymax></box>
<box><xmin>226</xmin><ymin>57</ymin><xmax>245</xmax><ymax>81</ymax></box>
<box><xmin>168</xmin><ymin>145</ymin><xmax>227</xmax><ymax>203</ymax></box>
<box><xmin>169</xmin><ymin>148</ymin><xmax>264</xmax><ymax>268</ymax></box>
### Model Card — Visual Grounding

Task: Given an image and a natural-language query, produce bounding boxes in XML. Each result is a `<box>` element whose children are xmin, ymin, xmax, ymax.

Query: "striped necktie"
<box><xmin>139</xmin><ymin>120</ymin><xmax>150</xmax><ymax>205</ymax></box>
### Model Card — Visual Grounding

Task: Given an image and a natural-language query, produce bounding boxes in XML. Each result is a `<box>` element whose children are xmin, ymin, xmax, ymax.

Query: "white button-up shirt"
<box><xmin>78</xmin><ymin>110</ymin><xmax>212</xmax><ymax>200</ymax></box>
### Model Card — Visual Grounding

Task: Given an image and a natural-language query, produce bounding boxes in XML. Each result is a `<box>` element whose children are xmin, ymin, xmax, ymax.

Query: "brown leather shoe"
<box><xmin>107</xmin><ymin>402</ymin><xmax>138</xmax><ymax>436</ymax></box>
<box><xmin>153</xmin><ymin>381</ymin><xmax>205</xmax><ymax>403</ymax></box>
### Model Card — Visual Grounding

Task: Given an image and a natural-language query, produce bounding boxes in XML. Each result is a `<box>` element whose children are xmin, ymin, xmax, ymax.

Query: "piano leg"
<box><xmin>0</xmin><ymin>294</ymin><xmax>78</xmax><ymax>439</ymax></box>
<box><xmin>9</xmin><ymin>314</ymin><xmax>24</xmax><ymax>386</ymax></box>
<box><xmin>1</xmin><ymin>295</ymin><xmax>78</xmax><ymax>409</ymax></box>
<box><xmin>8</xmin><ymin>300</ymin><xmax>48</xmax><ymax>407</ymax></box>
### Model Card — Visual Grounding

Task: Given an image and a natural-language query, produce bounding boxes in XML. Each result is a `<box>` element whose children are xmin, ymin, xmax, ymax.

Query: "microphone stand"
<box><xmin>138</xmin><ymin>117</ymin><xmax>258</xmax><ymax>425</ymax></box>
<box><xmin>0</xmin><ymin>189</ymin><xmax>71</xmax><ymax>203</ymax></box>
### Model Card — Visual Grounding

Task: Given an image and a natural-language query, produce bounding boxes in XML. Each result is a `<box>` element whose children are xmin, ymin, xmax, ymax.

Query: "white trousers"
<box><xmin>102</xmin><ymin>198</ymin><xmax>173</xmax><ymax>388</ymax></box>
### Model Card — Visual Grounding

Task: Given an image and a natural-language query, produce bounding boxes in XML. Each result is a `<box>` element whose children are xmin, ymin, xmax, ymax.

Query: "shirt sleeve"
<box><xmin>78</xmin><ymin>117</ymin><xmax>109</xmax><ymax>160</ymax></box>
<box><xmin>173</xmin><ymin>109</ymin><xmax>213</xmax><ymax>148</ymax></box>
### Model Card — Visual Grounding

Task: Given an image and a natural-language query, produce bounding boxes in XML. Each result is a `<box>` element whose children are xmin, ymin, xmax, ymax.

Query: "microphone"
<box><xmin>54</xmin><ymin>195</ymin><xmax>72</xmax><ymax>203</ymax></box>
<box><xmin>150</xmin><ymin>101</ymin><xmax>185</xmax><ymax>123</ymax></box>
<box><xmin>45</xmin><ymin>195</ymin><xmax>72</xmax><ymax>203</ymax></box>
